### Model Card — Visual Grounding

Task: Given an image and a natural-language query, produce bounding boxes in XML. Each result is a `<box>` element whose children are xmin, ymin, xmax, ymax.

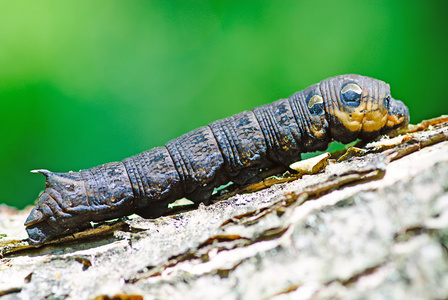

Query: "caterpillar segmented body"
<box><xmin>24</xmin><ymin>74</ymin><xmax>409</xmax><ymax>244</ymax></box>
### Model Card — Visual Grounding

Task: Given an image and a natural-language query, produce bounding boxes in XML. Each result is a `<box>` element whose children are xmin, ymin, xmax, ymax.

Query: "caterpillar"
<box><xmin>24</xmin><ymin>74</ymin><xmax>409</xmax><ymax>245</ymax></box>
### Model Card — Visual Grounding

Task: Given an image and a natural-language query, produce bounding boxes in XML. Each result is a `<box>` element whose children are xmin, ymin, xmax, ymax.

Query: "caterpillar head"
<box><xmin>320</xmin><ymin>74</ymin><xmax>409</xmax><ymax>143</ymax></box>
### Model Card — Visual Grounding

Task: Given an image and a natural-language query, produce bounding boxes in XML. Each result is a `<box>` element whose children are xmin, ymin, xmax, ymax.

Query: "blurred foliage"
<box><xmin>1</xmin><ymin>0</ymin><xmax>447</xmax><ymax>209</ymax></box>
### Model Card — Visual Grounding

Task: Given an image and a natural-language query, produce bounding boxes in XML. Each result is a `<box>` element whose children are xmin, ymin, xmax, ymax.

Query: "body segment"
<box><xmin>25</xmin><ymin>74</ymin><xmax>409</xmax><ymax>244</ymax></box>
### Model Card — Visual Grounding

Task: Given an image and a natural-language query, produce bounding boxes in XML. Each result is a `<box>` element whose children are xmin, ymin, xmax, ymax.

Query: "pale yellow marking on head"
<box><xmin>386</xmin><ymin>115</ymin><xmax>405</xmax><ymax>128</ymax></box>
<box><xmin>333</xmin><ymin>106</ymin><xmax>365</xmax><ymax>132</ymax></box>
<box><xmin>361</xmin><ymin>98</ymin><xmax>388</xmax><ymax>132</ymax></box>
<box><xmin>308</xmin><ymin>95</ymin><xmax>323</xmax><ymax>109</ymax></box>
<box><xmin>362</xmin><ymin>109</ymin><xmax>388</xmax><ymax>132</ymax></box>
<box><xmin>341</xmin><ymin>83</ymin><xmax>363</xmax><ymax>95</ymax></box>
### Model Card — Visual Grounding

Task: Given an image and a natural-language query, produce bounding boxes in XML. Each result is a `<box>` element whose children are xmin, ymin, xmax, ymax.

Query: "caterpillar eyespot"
<box><xmin>307</xmin><ymin>94</ymin><xmax>324</xmax><ymax>115</ymax></box>
<box><xmin>24</xmin><ymin>74</ymin><xmax>410</xmax><ymax>245</ymax></box>
<box><xmin>340</xmin><ymin>82</ymin><xmax>363</xmax><ymax>107</ymax></box>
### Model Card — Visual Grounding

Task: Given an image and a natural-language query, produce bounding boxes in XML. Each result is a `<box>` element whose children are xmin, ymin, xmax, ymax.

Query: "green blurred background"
<box><xmin>1</xmin><ymin>1</ymin><xmax>447</xmax><ymax>209</ymax></box>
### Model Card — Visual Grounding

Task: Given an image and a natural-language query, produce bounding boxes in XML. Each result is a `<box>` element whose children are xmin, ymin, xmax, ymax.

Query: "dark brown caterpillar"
<box><xmin>24</xmin><ymin>74</ymin><xmax>409</xmax><ymax>245</ymax></box>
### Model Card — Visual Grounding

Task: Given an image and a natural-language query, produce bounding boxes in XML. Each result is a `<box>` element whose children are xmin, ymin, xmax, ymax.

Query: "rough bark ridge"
<box><xmin>1</xmin><ymin>116</ymin><xmax>448</xmax><ymax>300</ymax></box>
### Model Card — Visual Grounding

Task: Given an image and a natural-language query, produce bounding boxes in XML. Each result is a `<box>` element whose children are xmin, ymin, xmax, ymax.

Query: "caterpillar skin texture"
<box><xmin>25</xmin><ymin>74</ymin><xmax>409</xmax><ymax>245</ymax></box>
